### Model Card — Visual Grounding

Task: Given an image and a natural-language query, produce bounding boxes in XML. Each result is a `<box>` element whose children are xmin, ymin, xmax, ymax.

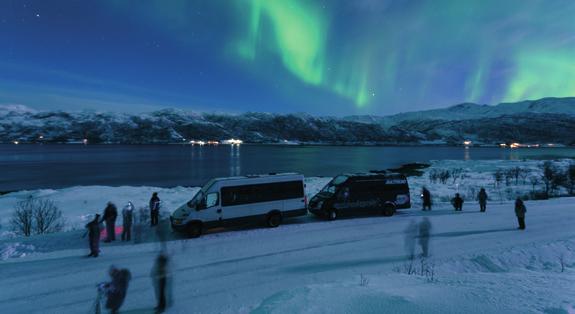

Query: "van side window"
<box><xmin>205</xmin><ymin>192</ymin><xmax>219</xmax><ymax>208</ymax></box>
<box><xmin>221</xmin><ymin>181</ymin><xmax>304</xmax><ymax>206</ymax></box>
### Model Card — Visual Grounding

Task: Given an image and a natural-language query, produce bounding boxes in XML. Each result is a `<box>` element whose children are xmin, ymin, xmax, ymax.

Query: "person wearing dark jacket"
<box><xmin>102</xmin><ymin>202</ymin><xmax>118</xmax><ymax>242</ymax></box>
<box><xmin>85</xmin><ymin>214</ymin><xmax>101</xmax><ymax>257</ymax></box>
<box><xmin>421</xmin><ymin>187</ymin><xmax>432</xmax><ymax>211</ymax></box>
<box><xmin>515</xmin><ymin>198</ymin><xmax>527</xmax><ymax>230</ymax></box>
<box><xmin>99</xmin><ymin>265</ymin><xmax>131</xmax><ymax>314</ymax></box>
<box><xmin>150</xmin><ymin>192</ymin><xmax>160</xmax><ymax>226</ymax></box>
<box><xmin>451</xmin><ymin>193</ymin><xmax>464</xmax><ymax>211</ymax></box>
<box><xmin>477</xmin><ymin>188</ymin><xmax>488</xmax><ymax>212</ymax></box>
<box><xmin>121</xmin><ymin>202</ymin><xmax>134</xmax><ymax>241</ymax></box>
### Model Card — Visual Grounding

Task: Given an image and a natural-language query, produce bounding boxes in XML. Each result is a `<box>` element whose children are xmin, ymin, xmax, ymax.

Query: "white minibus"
<box><xmin>171</xmin><ymin>173</ymin><xmax>306</xmax><ymax>237</ymax></box>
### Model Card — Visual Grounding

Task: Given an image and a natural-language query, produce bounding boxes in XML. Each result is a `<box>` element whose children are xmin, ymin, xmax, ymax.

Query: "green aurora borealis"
<box><xmin>229</xmin><ymin>0</ymin><xmax>575</xmax><ymax>110</ymax></box>
<box><xmin>3</xmin><ymin>0</ymin><xmax>575</xmax><ymax>114</ymax></box>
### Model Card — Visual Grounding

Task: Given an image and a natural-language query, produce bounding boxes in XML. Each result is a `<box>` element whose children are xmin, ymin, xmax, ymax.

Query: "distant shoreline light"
<box><xmin>222</xmin><ymin>139</ymin><xmax>243</xmax><ymax>145</ymax></box>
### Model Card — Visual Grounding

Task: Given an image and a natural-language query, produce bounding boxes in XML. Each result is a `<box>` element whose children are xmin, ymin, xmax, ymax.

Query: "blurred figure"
<box><xmin>403</xmin><ymin>220</ymin><xmax>417</xmax><ymax>260</ymax></box>
<box><xmin>477</xmin><ymin>188</ymin><xmax>488</xmax><ymax>212</ymax></box>
<box><xmin>421</xmin><ymin>187</ymin><xmax>432</xmax><ymax>211</ymax></box>
<box><xmin>151</xmin><ymin>252</ymin><xmax>172</xmax><ymax>313</ymax></box>
<box><xmin>134</xmin><ymin>207</ymin><xmax>147</xmax><ymax>244</ymax></box>
<box><xmin>121</xmin><ymin>202</ymin><xmax>134</xmax><ymax>241</ymax></box>
<box><xmin>85</xmin><ymin>214</ymin><xmax>101</xmax><ymax>257</ymax></box>
<box><xmin>514</xmin><ymin>198</ymin><xmax>527</xmax><ymax>230</ymax></box>
<box><xmin>418</xmin><ymin>218</ymin><xmax>432</xmax><ymax>257</ymax></box>
<box><xmin>156</xmin><ymin>218</ymin><xmax>170</xmax><ymax>251</ymax></box>
<box><xmin>451</xmin><ymin>193</ymin><xmax>464</xmax><ymax>211</ymax></box>
<box><xmin>150</xmin><ymin>192</ymin><xmax>161</xmax><ymax>226</ymax></box>
<box><xmin>98</xmin><ymin>265</ymin><xmax>131</xmax><ymax>314</ymax></box>
<box><xmin>102</xmin><ymin>202</ymin><xmax>118</xmax><ymax>242</ymax></box>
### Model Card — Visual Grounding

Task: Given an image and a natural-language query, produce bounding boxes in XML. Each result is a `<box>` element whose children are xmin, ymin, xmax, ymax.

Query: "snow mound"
<box><xmin>0</xmin><ymin>242</ymin><xmax>36</xmax><ymax>260</ymax></box>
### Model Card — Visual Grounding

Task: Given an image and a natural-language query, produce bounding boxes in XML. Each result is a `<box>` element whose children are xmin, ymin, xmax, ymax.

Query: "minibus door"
<box><xmin>197</xmin><ymin>192</ymin><xmax>223</xmax><ymax>227</ymax></box>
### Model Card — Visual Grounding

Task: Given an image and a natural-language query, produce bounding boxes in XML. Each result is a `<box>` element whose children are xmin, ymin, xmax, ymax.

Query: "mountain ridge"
<box><xmin>1</xmin><ymin>97</ymin><xmax>574</xmax><ymax>145</ymax></box>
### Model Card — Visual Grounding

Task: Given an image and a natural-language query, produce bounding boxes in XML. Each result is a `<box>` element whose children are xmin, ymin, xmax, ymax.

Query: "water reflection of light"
<box><xmin>230</xmin><ymin>144</ymin><xmax>241</xmax><ymax>176</ymax></box>
<box><xmin>464</xmin><ymin>146</ymin><xmax>470</xmax><ymax>160</ymax></box>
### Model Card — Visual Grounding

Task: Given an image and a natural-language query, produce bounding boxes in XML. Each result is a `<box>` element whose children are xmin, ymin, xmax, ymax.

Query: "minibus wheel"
<box><xmin>327</xmin><ymin>209</ymin><xmax>338</xmax><ymax>220</ymax></box>
<box><xmin>267</xmin><ymin>212</ymin><xmax>282</xmax><ymax>227</ymax></box>
<box><xmin>382</xmin><ymin>204</ymin><xmax>396</xmax><ymax>217</ymax></box>
<box><xmin>186</xmin><ymin>222</ymin><xmax>203</xmax><ymax>238</ymax></box>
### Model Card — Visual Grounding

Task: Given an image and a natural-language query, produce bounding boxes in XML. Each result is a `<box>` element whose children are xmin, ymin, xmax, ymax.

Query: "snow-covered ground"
<box><xmin>1</xmin><ymin>197</ymin><xmax>574</xmax><ymax>313</ymax></box>
<box><xmin>0</xmin><ymin>159</ymin><xmax>574</xmax><ymax>313</ymax></box>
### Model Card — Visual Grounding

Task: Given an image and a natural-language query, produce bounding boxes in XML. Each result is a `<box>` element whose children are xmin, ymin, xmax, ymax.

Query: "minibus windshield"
<box><xmin>189</xmin><ymin>179</ymin><xmax>216</xmax><ymax>207</ymax></box>
<box><xmin>321</xmin><ymin>175</ymin><xmax>348</xmax><ymax>194</ymax></box>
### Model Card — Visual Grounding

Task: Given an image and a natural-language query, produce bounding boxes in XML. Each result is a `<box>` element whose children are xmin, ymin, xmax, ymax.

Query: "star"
<box><xmin>35</xmin><ymin>13</ymin><xmax>40</xmax><ymax>18</ymax></box>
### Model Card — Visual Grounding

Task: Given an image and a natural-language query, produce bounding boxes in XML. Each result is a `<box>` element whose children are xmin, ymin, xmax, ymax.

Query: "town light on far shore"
<box><xmin>223</xmin><ymin>138</ymin><xmax>243</xmax><ymax>145</ymax></box>
<box><xmin>463</xmin><ymin>140</ymin><xmax>472</xmax><ymax>146</ymax></box>
<box><xmin>13</xmin><ymin>140</ymin><xmax>19</xmax><ymax>145</ymax></box>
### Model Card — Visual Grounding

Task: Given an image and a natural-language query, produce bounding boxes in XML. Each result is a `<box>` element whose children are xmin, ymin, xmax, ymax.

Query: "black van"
<box><xmin>308</xmin><ymin>172</ymin><xmax>411</xmax><ymax>220</ymax></box>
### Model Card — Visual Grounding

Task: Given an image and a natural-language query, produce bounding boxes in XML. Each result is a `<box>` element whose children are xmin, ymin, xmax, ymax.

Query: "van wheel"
<box><xmin>382</xmin><ymin>204</ymin><xmax>396</xmax><ymax>217</ymax></box>
<box><xmin>186</xmin><ymin>222</ymin><xmax>202</xmax><ymax>238</ymax></box>
<box><xmin>327</xmin><ymin>209</ymin><xmax>338</xmax><ymax>220</ymax></box>
<box><xmin>267</xmin><ymin>212</ymin><xmax>282</xmax><ymax>228</ymax></box>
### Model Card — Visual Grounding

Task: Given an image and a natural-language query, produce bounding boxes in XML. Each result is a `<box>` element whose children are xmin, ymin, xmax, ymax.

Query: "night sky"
<box><xmin>1</xmin><ymin>0</ymin><xmax>574</xmax><ymax>115</ymax></box>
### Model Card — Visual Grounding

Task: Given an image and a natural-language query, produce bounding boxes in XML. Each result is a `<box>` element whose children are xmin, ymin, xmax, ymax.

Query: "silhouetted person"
<box><xmin>121</xmin><ymin>202</ymin><xmax>134</xmax><ymax>241</ymax></box>
<box><xmin>85</xmin><ymin>214</ymin><xmax>101</xmax><ymax>257</ymax></box>
<box><xmin>98</xmin><ymin>265</ymin><xmax>131</xmax><ymax>314</ymax></box>
<box><xmin>451</xmin><ymin>193</ymin><xmax>464</xmax><ymax>211</ymax></box>
<box><xmin>404</xmin><ymin>220</ymin><xmax>417</xmax><ymax>260</ymax></box>
<box><xmin>102</xmin><ymin>202</ymin><xmax>118</xmax><ymax>242</ymax></box>
<box><xmin>152</xmin><ymin>252</ymin><xmax>171</xmax><ymax>313</ymax></box>
<box><xmin>418</xmin><ymin>218</ymin><xmax>432</xmax><ymax>257</ymax></box>
<box><xmin>150</xmin><ymin>192</ymin><xmax>161</xmax><ymax>226</ymax></box>
<box><xmin>421</xmin><ymin>187</ymin><xmax>432</xmax><ymax>211</ymax></box>
<box><xmin>477</xmin><ymin>188</ymin><xmax>488</xmax><ymax>212</ymax></box>
<box><xmin>515</xmin><ymin>198</ymin><xmax>526</xmax><ymax>230</ymax></box>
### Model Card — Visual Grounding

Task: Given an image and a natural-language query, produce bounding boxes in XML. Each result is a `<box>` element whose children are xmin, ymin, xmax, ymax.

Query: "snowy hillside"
<box><xmin>2</xmin><ymin>97</ymin><xmax>575</xmax><ymax>145</ymax></box>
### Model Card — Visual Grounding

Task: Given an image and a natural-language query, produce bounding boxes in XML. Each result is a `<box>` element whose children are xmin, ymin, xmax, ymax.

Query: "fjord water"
<box><xmin>1</xmin><ymin>144</ymin><xmax>574</xmax><ymax>191</ymax></box>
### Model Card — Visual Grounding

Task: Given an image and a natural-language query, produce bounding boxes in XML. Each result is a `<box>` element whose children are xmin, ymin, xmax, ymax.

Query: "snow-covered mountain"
<box><xmin>1</xmin><ymin>97</ymin><xmax>575</xmax><ymax>145</ymax></box>
<box><xmin>345</xmin><ymin>97</ymin><xmax>575</xmax><ymax>127</ymax></box>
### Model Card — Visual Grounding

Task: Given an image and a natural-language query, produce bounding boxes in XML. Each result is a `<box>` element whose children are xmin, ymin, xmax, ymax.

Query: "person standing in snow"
<box><xmin>102</xmin><ymin>202</ymin><xmax>118</xmax><ymax>242</ymax></box>
<box><xmin>418</xmin><ymin>217</ymin><xmax>432</xmax><ymax>257</ymax></box>
<box><xmin>451</xmin><ymin>193</ymin><xmax>464</xmax><ymax>211</ymax></box>
<box><xmin>477</xmin><ymin>188</ymin><xmax>488</xmax><ymax>212</ymax></box>
<box><xmin>85</xmin><ymin>214</ymin><xmax>102</xmax><ymax>257</ymax></box>
<box><xmin>514</xmin><ymin>198</ymin><xmax>527</xmax><ymax>230</ymax></box>
<box><xmin>150</xmin><ymin>192</ymin><xmax>161</xmax><ymax>227</ymax></box>
<box><xmin>121</xmin><ymin>202</ymin><xmax>134</xmax><ymax>241</ymax></box>
<box><xmin>98</xmin><ymin>265</ymin><xmax>131</xmax><ymax>314</ymax></box>
<box><xmin>151</xmin><ymin>252</ymin><xmax>171</xmax><ymax>313</ymax></box>
<box><xmin>421</xmin><ymin>187</ymin><xmax>432</xmax><ymax>211</ymax></box>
